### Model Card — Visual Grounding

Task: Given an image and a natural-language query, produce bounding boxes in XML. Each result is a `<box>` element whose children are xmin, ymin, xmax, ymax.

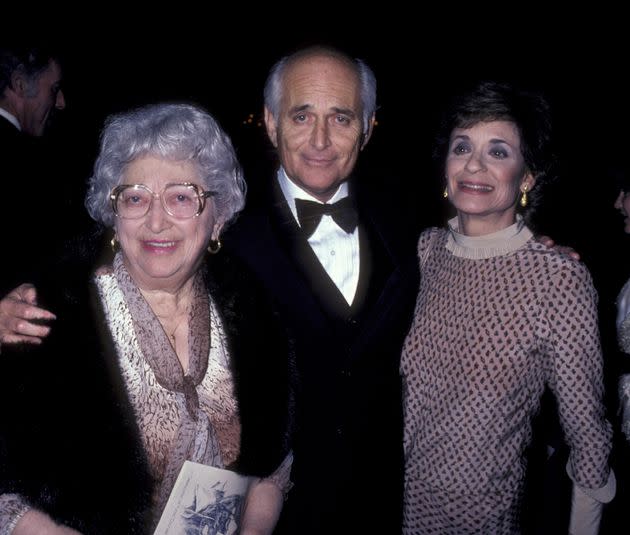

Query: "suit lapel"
<box><xmin>267</xmin><ymin>178</ymin><xmax>407</xmax><ymax>330</ymax></box>
<box><xmin>347</xmin><ymin>200</ymin><xmax>418</xmax><ymax>360</ymax></box>
<box><xmin>233</xmin><ymin>176</ymin><xmax>416</xmax><ymax>361</ymax></box>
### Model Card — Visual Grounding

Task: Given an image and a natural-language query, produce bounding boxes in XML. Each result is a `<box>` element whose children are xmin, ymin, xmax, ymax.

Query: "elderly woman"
<box><xmin>0</xmin><ymin>103</ymin><xmax>292</xmax><ymax>534</ymax></box>
<box><xmin>401</xmin><ymin>81</ymin><xmax>615</xmax><ymax>534</ymax></box>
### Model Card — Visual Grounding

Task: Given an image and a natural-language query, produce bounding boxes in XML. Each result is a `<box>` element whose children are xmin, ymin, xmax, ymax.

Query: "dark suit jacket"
<box><xmin>0</xmin><ymin>115</ymin><xmax>40</xmax><ymax>292</ymax></box>
<box><xmin>0</xmin><ymin>114</ymin><xmax>92</xmax><ymax>296</ymax></box>
<box><xmin>224</xmin><ymin>174</ymin><xmax>420</xmax><ymax>535</ymax></box>
<box><xmin>0</xmin><ymin>251</ymin><xmax>292</xmax><ymax>534</ymax></box>
<box><xmin>0</xmin><ymin>113</ymin><xmax>23</xmax><ymax>143</ymax></box>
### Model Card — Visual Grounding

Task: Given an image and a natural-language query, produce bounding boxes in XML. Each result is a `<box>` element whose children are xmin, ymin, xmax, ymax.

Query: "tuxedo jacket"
<box><xmin>224</xmin><ymin>175</ymin><xmax>420</xmax><ymax>535</ymax></box>
<box><xmin>0</xmin><ymin>251</ymin><xmax>292</xmax><ymax>534</ymax></box>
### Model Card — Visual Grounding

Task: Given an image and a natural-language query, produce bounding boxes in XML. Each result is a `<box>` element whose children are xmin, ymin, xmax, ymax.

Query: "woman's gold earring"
<box><xmin>110</xmin><ymin>233</ymin><xmax>118</xmax><ymax>252</ymax></box>
<box><xmin>520</xmin><ymin>185</ymin><xmax>528</xmax><ymax>208</ymax></box>
<box><xmin>207</xmin><ymin>239</ymin><xmax>222</xmax><ymax>255</ymax></box>
<box><xmin>443</xmin><ymin>188</ymin><xmax>449</xmax><ymax>199</ymax></box>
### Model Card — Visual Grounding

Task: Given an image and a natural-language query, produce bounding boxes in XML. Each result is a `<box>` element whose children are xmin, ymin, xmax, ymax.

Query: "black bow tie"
<box><xmin>295</xmin><ymin>197</ymin><xmax>358</xmax><ymax>238</ymax></box>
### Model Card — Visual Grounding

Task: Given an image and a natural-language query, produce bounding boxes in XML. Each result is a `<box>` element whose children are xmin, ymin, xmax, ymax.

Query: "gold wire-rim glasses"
<box><xmin>109</xmin><ymin>182</ymin><xmax>216</xmax><ymax>220</ymax></box>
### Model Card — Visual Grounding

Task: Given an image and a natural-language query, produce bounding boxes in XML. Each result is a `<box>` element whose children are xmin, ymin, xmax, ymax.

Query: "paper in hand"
<box><xmin>154</xmin><ymin>461</ymin><xmax>252</xmax><ymax>535</ymax></box>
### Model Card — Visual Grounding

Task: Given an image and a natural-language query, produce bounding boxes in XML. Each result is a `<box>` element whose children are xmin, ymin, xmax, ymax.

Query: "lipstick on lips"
<box><xmin>457</xmin><ymin>181</ymin><xmax>493</xmax><ymax>194</ymax></box>
<box><xmin>141</xmin><ymin>240</ymin><xmax>178</xmax><ymax>253</ymax></box>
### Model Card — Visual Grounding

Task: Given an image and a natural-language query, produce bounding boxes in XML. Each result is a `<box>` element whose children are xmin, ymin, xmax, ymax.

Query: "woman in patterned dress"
<box><xmin>0</xmin><ymin>103</ymin><xmax>293</xmax><ymax>534</ymax></box>
<box><xmin>401</xmin><ymin>81</ymin><xmax>614</xmax><ymax>534</ymax></box>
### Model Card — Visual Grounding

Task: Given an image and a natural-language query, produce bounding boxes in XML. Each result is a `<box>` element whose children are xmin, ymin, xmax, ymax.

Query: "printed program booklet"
<box><xmin>154</xmin><ymin>461</ymin><xmax>252</xmax><ymax>535</ymax></box>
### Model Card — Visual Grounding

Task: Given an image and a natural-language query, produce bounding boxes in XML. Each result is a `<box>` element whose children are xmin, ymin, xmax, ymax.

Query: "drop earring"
<box><xmin>110</xmin><ymin>233</ymin><xmax>118</xmax><ymax>252</ymax></box>
<box><xmin>520</xmin><ymin>185</ymin><xmax>528</xmax><ymax>208</ymax></box>
<box><xmin>443</xmin><ymin>188</ymin><xmax>448</xmax><ymax>199</ymax></box>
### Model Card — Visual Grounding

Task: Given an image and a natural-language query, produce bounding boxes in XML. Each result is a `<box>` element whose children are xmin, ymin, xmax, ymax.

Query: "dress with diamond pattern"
<box><xmin>401</xmin><ymin>223</ymin><xmax>612</xmax><ymax>534</ymax></box>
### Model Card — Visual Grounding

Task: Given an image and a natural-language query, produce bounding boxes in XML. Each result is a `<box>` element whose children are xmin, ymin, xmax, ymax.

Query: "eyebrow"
<box><xmin>331</xmin><ymin>107</ymin><xmax>357</xmax><ymax>118</ymax></box>
<box><xmin>288</xmin><ymin>104</ymin><xmax>357</xmax><ymax>118</ymax></box>
<box><xmin>288</xmin><ymin>104</ymin><xmax>311</xmax><ymax>115</ymax></box>
<box><xmin>452</xmin><ymin>134</ymin><xmax>514</xmax><ymax>145</ymax></box>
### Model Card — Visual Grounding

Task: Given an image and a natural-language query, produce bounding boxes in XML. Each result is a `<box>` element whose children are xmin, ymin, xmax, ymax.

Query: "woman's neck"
<box><xmin>139</xmin><ymin>278</ymin><xmax>195</xmax><ymax>371</ymax></box>
<box><xmin>139</xmin><ymin>278</ymin><xmax>195</xmax><ymax>320</ymax></box>
<box><xmin>457</xmin><ymin>210</ymin><xmax>517</xmax><ymax>237</ymax></box>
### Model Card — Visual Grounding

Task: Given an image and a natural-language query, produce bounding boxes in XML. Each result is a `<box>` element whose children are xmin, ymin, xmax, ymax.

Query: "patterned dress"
<box><xmin>401</xmin><ymin>219</ymin><xmax>613</xmax><ymax>534</ymax></box>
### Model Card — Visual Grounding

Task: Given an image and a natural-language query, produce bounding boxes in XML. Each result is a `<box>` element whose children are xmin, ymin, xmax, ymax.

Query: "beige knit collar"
<box><xmin>445</xmin><ymin>216</ymin><xmax>533</xmax><ymax>260</ymax></box>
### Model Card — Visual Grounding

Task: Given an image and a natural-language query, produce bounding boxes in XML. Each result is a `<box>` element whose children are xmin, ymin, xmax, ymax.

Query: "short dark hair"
<box><xmin>434</xmin><ymin>80</ymin><xmax>555</xmax><ymax>218</ymax></box>
<box><xmin>0</xmin><ymin>45</ymin><xmax>60</xmax><ymax>96</ymax></box>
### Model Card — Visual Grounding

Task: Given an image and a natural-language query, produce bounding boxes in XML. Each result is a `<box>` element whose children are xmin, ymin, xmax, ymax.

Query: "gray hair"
<box><xmin>263</xmin><ymin>46</ymin><xmax>377</xmax><ymax>135</ymax></box>
<box><xmin>85</xmin><ymin>103</ymin><xmax>246</xmax><ymax>231</ymax></box>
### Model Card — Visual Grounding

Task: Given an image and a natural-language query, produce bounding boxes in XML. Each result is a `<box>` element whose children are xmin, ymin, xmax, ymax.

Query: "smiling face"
<box><xmin>445</xmin><ymin>120</ymin><xmax>534</xmax><ymax>236</ymax></box>
<box><xmin>264</xmin><ymin>54</ymin><xmax>371</xmax><ymax>202</ymax></box>
<box><xmin>115</xmin><ymin>155</ymin><xmax>219</xmax><ymax>292</ymax></box>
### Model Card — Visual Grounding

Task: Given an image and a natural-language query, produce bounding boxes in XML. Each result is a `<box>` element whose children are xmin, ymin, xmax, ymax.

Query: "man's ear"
<box><xmin>9</xmin><ymin>70</ymin><xmax>29</xmax><ymax>97</ymax></box>
<box><xmin>264</xmin><ymin>106</ymin><xmax>278</xmax><ymax>148</ymax></box>
<box><xmin>360</xmin><ymin>113</ymin><xmax>376</xmax><ymax>150</ymax></box>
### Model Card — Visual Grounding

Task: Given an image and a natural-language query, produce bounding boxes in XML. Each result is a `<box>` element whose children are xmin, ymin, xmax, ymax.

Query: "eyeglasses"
<box><xmin>110</xmin><ymin>183</ymin><xmax>216</xmax><ymax>220</ymax></box>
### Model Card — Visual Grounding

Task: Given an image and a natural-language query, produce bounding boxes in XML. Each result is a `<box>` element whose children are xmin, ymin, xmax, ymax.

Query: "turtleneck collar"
<box><xmin>445</xmin><ymin>215</ymin><xmax>533</xmax><ymax>260</ymax></box>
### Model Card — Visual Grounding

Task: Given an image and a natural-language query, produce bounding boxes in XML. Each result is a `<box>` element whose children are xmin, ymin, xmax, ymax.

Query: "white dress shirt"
<box><xmin>277</xmin><ymin>168</ymin><xmax>360</xmax><ymax>305</ymax></box>
<box><xmin>0</xmin><ymin>108</ymin><xmax>21</xmax><ymax>131</ymax></box>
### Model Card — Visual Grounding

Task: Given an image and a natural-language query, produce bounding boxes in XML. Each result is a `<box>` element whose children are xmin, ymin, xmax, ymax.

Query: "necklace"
<box><xmin>163</xmin><ymin>315</ymin><xmax>187</xmax><ymax>350</ymax></box>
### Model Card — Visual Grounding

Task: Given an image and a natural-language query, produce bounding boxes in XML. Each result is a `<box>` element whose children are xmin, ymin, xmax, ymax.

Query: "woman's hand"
<box><xmin>13</xmin><ymin>509</ymin><xmax>83</xmax><ymax>534</ymax></box>
<box><xmin>0</xmin><ymin>284</ymin><xmax>55</xmax><ymax>347</ymax></box>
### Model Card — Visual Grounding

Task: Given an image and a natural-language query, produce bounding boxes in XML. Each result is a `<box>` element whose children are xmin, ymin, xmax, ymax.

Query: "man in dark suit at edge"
<box><xmin>0</xmin><ymin>44</ymin><xmax>66</xmax><ymax>331</ymax></box>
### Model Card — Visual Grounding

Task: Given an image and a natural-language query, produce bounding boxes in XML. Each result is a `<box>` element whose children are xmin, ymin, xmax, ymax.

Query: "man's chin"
<box><xmin>301</xmin><ymin>179</ymin><xmax>344</xmax><ymax>199</ymax></box>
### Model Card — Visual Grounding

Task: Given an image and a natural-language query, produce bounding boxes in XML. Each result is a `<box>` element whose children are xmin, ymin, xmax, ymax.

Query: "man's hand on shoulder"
<box><xmin>536</xmin><ymin>235</ymin><xmax>580</xmax><ymax>261</ymax></box>
<box><xmin>0</xmin><ymin>283</ymin><xmax>56</xmax><ymax>347</ymax></box>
